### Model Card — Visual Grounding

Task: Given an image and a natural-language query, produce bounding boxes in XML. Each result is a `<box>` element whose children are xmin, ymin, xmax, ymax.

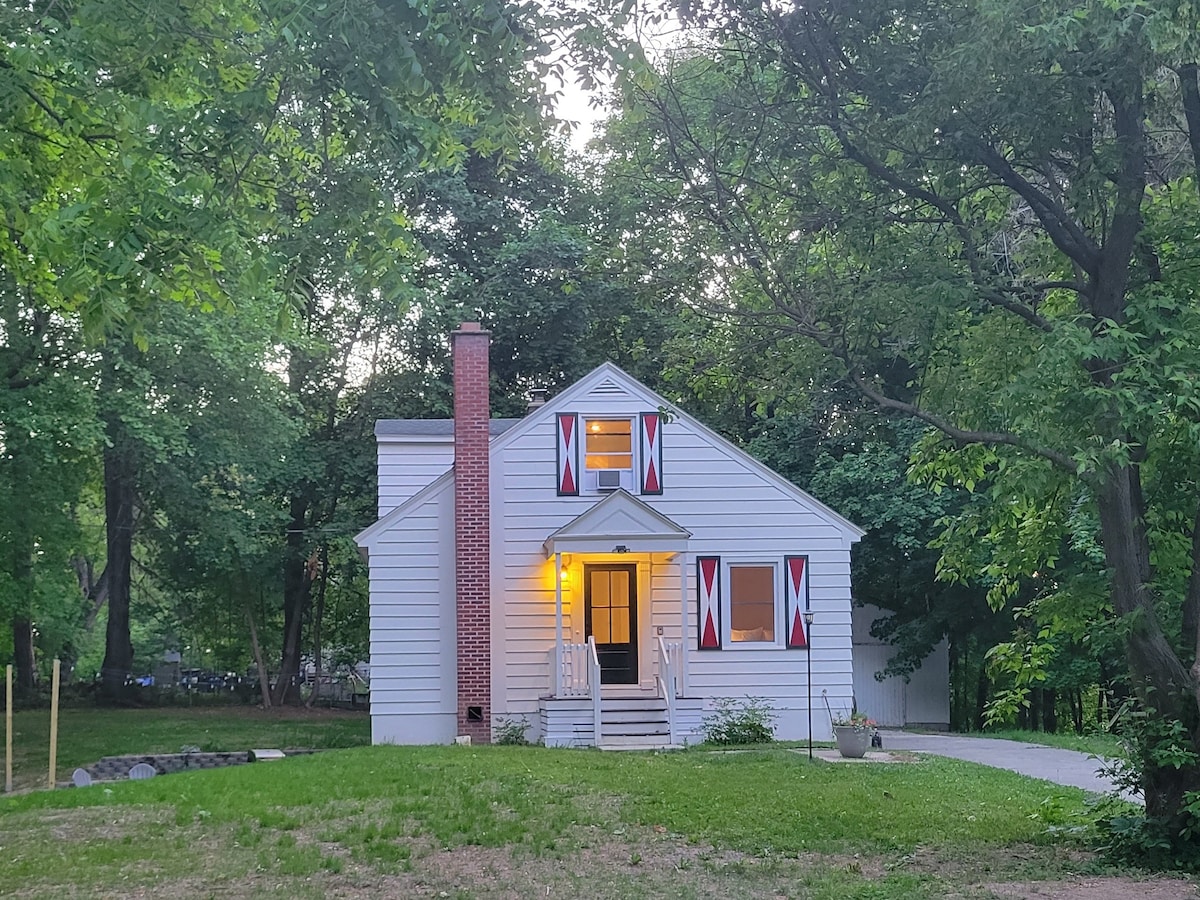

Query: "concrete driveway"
<box><xmin>882</xmin><ymin>731</ymin><xmax>1137</xmax><ymax>800</ymax></box>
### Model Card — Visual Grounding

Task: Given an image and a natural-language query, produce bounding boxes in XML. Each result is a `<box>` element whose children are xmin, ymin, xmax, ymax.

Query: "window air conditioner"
<box><xmin>596</xmin><ymin>469</ymin><xmax>623</xmax><ymax>491</ymax></box>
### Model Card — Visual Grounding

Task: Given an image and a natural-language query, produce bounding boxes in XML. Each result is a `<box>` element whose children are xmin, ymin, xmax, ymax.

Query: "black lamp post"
<box><xmin>804</xmin><ymin>610</ymin><xmax>815</xmax><ymax>760</ymax></box>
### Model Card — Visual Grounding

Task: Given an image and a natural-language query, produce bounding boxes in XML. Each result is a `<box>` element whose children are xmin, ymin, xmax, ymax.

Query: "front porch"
<box><xmin>540</xmin><ymin>691</ymin><xmax>706</xmax><ymax>749</ymax></box>
<box><xmin>539</xmin><ymin>490</ymin><xmax>697</xmax><ymax>748</ymax></box>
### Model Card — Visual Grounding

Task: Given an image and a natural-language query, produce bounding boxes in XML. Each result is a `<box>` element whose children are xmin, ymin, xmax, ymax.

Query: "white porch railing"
<box><xmin>587</xmin><ymin>636</ymin><xmax>602</xmax><ymax>742</ymax></box>
<box><xmin>660</xmin><ymin>640</ymin><xmax>684</xmax><ymax>698</ymax></box>
<box><xmin>555</xmin><ymin>642</ymin><xmax>591</xmax><ymax>698</ymax></box>
<box><xmin>656</xmin><ymin>637</ymin><xmax>680</xmax><ymax>744</ymax></box>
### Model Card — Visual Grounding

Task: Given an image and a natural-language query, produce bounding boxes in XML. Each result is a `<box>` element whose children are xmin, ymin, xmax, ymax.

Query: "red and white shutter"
<box><xmin>556</xmin><ymin>413</ymin><xmax>579</xmax><ymax>496</ymax></box>
<box><xmin>696</xmin><ymin>556</ymin><xmax>721</xmax><ymax>650</ymax></box>
<box><xmin>639</xmin><ymin>411</ymin><xmax>663</xmax><ymax>495</ymax></box>
<box><xmin>785</xmin><ymin>555</ymin><xmax>809</xmax><ymax>649</ymax></box>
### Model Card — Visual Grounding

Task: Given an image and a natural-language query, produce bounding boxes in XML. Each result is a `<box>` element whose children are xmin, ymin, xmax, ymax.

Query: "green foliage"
<box><xmin>831</xmin><ymin>710</ymin><xmax>877</xmax><ymax>730</ymax></box>
<box><xmin>0</xmin><ymin>0</ymin><xmax>646</xmax><ymax>692</ymax></box>
<box><xmin>1096</xmin><ymin>705</ymin><xmax>1200</xmax><ymax>870</ymax></box>
<box><xmin>600</xmin><ymin>0</ymin><xmax>1200</xmax><ymax>847</ymax></box>
<box><xmin>701</xmin><ymin>696</ymin><xmax>776</xmax><ymax>745</ymax></box>
<box><xmin>492</xmin><ymin>715</ymin><xmax>533</xmax><ymax>746</ymax></box>
<box><xmin>0</xmin><ymin>0</ymin><xmax>608</xmax><ymax>335</ymax></box>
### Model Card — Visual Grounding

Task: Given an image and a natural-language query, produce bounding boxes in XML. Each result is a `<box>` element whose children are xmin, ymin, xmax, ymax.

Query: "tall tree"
<box><xmin>0</xmin><ymin>278</ymin><xmax>100</xmax><ymax>692</ymax></box>
<box><xmin>3</xmin><ymin>0</ymin><xmax>634</xmax><ymax>698</ymax></box>
<box><xmin>604</xmin><ymin>0</ymin><xmax>1200</xmax><ymax>849</ymax></box>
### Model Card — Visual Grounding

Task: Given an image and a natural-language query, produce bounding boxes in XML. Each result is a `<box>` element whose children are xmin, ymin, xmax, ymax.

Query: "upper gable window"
<box><xmin>585</xmin><ymin>419</ymin><xmax>632</xmax><ymax>470</ymax></box>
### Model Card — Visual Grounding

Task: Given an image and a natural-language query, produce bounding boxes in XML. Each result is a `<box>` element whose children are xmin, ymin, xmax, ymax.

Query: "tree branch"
<box><xmin>971</xmin><ymin>143</ymin><xmax>1101</xmax><ymax>275</ymax></box>
<box><xmin>1176</xmin><ymin>64</ymin><xmax>1200</xmax><ymax>206</ymax></box>
<box><xmin>848</xmin><ymin>369</ymin><xmax>1078</xmax><ymax>473</ymax></box>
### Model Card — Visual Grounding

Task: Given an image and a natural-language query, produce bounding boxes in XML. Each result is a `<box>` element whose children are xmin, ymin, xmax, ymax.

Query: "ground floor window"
<box><xmin>728</xmin><ymin>564</ymin><xmax>776</xmax><ymax>643</ymax></box>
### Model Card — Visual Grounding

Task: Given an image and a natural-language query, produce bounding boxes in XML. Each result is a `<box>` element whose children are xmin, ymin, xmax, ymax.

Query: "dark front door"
<box><xmin>585</xmin><ymin>564</ymin><xmax>638</xmax><ymax>685</ymax></box>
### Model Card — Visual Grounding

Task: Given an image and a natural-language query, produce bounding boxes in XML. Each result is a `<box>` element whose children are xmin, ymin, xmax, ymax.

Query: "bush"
<box><xmin>702</xmin><ymin>696</ymin><xmax>776</xmax><ymax>745</ymax></box>
<box><xmin>1095</xmin><ymin>705</ymin><xmax>1200</xmax><ymax>871</ymax></box>
<box><xmin>493</xmin><ymin>715</ymin><xmax>532</xmax><ymax>745</ymax></box>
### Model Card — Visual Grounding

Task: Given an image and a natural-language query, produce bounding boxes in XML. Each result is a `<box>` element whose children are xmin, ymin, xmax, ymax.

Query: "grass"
<box><xmin>0</xmin><ymin>709</ymin><xmax>1188</xmax><ymax>898</ymax></box>
<box><xmin>980</xmin><ymin>728</ymin><xmax>1123</xmax><ymax>759</ymax></box>
<box><xmin>5</xmin><ymin>706</ymin><xmax>370</xmax><ymax>791</ymax></box>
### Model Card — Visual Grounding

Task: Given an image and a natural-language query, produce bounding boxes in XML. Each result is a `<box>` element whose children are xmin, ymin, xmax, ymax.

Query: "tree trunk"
<box><xmin>974</xmin><ymin>665</ymin><xmax>989</xmax><ymax>732</ymax></box>
<box><xmin>949</xmin><ymin>639</ymin><xmax>962</xmax><ymax>730</ymax></box>
<box><xmin>8</xmin><ymin>445</ymin><xmax>37</xmax><ymax>694</ymax></box>
<box><xmin>1094</xmin><ymin>464</ymin><xmax>1200</xmax><ymax>825</ymax></box>
<box><xmin>1042</xmin><ymin>687</ymin><xmax>1058</xmax><ymax>733</ymax></box>
<box><xmin>306</xmin><ymin>544</ymin><xmax>329</xmax><ymax>709</ymax></box>
<box><xmin>271</xmin><ymin>495</ymin><xmax>312</xmax><ymax>706</ymax></box>
<box><xmin>246</xmin><ymin>608</ymin><xmax>272</xmax><ymax>709</ymax></box>
<box><xmin>11</xmin><ymin>615</ymin><xmax>36</xmax><ymax>692</ymax></box>
<box><xmin>98</xmin><ymin>425</ymin><xmax>136</xmax><ymax>704</ymax></box>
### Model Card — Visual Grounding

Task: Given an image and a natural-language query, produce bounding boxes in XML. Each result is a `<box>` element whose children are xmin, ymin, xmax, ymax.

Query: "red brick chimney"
<box><xmin>452</xmin><ymin>322</ymin><xmax>491</xmax><ymax>743</ymax></box>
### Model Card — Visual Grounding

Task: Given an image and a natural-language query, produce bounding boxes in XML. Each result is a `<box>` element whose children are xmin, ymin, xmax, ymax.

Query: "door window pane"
<box><xmin>590</xmin><ymin>570</ymin><xmax>610</xmax><ymax>607</ymax></box>
<box><xmin>729</xmin><ymin>565</ymin><xmax>775</xmax><ymax>642</ymax></box>
<box><xmin>612</xmin><ymin>608</ymin><xmax>630</xmax><ymax>644</ymax></box>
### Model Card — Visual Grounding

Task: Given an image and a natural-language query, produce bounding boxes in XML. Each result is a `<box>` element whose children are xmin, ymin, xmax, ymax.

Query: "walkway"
<box><xmin>882</xmin><ymin>731</ymin><xmax>1137</xmax><ymax>800</ymax></box>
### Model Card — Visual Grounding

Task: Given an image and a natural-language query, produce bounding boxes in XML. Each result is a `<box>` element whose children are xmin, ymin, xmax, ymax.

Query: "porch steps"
<box><xmin>598</xmin><ymin>696</ymin><xmax>672</xmax><ymax>750</ymax></box>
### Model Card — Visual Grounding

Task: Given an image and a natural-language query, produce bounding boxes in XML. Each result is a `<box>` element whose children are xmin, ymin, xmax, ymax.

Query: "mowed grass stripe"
<box><xmin>3</xmin><ymin>745</ymin><xmax>1089</xmax><ymax>855</ymax></box>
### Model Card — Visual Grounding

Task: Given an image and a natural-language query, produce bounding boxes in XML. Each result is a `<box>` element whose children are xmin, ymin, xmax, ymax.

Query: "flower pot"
<box><xmin>833</xmin><ymin>725</ymin><xmax>871</xmax><ymax>758</ymax></box>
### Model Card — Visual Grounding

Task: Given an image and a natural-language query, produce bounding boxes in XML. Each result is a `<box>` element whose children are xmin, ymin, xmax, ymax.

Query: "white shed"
<box><xmin>852</xmin><ymin>603</ymin><xmax>950</xmax><ymax>730</ymax></box>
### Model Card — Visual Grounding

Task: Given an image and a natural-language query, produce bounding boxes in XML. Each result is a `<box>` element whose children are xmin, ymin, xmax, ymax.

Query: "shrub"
<box><xmin>1095</xmin><ymin>704</ymin><xmax>1200</xmax><ymax>871</ymax></box>
<box><xmin>493</xmin><ymin>715</ymin><xmax>532</xmax><ymax>745</ymax></box>
<box><xmin>702</xmin><ymin>696</ymin><xmax>776</xmax><ymax>745</ymax></box>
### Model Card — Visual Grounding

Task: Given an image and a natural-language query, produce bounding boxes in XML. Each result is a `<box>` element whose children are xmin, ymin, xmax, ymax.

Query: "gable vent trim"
<box><xmin>591</xmin><ymin>378</ymin><xmax>630</xmax><ymax>397</ymax></box>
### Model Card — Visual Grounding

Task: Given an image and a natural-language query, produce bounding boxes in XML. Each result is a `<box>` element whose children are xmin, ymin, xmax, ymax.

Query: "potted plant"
<box><xmin>831</xmin><ymin>711</ymin><xmax>876</xmax><ymax>758</ymax></box>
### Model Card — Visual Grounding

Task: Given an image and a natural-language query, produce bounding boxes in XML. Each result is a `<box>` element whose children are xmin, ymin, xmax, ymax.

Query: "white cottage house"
<box><xmin>354</xmin><ymin>323</ymin><xmax>866</xmax><ymax>747</ymax></box>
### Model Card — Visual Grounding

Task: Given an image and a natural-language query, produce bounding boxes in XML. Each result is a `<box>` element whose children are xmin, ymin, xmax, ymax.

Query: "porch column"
<box><xmin>554</xmin><ymin>550</ymin><xmax>563</xmax><ymax>697</ymax></box>
<box><xmin>678</xmin><ymin>552</ymin><xmax>689</xmax><ymax>696</ymax></box>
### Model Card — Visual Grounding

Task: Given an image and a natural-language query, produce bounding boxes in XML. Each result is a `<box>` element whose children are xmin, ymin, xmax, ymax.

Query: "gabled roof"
<box><xmin>354</xmin><ymin>468</ymin><xmax>453</xmax><ymax>550</ymax></box>
<box><xmin>490</xmin><ymin>362</ymin><xmax>865</xmax><ymax>542</ymax></box>
<box><xmin>375</xmin><ymin>418</ymin><xmax>521</xmax><ymax>438</ymax></box>
<box><xmin>543</xmin><ymin>489</ymin><xmax>691</xmax><ymax>557</ymax></box>
<box><xmin>359</xmin><ymin>361</ymin><xmax>865</xmax><ymax>544</ymax></box>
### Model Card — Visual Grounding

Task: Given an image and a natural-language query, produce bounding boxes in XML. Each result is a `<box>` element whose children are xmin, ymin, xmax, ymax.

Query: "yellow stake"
<box><xmin>47</xmin><ymin>659</ymin><xmax>60</xmax><ymax>790</ymax></box>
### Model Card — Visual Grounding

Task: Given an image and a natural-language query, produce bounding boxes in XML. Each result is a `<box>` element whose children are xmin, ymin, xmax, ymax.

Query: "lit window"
<box><xmin>585</xmin><ymin>419</ymin><xmax>632</xmax><ymax>470</ymax></box>
<box><xmin>729</xmin><ymin>565</ymin><xmax>776</xmax><ymax>643</ymax></box>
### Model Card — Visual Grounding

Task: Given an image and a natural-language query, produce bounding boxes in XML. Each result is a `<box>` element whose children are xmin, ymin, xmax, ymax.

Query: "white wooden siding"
<box><xmin>493</xmin><ymin>380</ymin><xmax>857</xmax><ymax>740</ymax></box>
<box><xmin>377</xmin><ymin>440</ymin><xmax>452</xmax><ymax>516</ymax></box>
<box><xmin>368</xmin><ymin>486</ymin><xmax>457</xmax><ymax>744</ymax></box>
<box><xmin>365</xmin><ymin>365</ymin><xmax>862</xmax><ymax>744</ymax></box>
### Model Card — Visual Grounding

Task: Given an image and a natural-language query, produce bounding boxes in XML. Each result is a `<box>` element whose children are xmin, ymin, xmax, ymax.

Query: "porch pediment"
<box><xmin>543</xmin><ymin>489</ymin><xmax>691</xmax><ymax>557</ymax></box>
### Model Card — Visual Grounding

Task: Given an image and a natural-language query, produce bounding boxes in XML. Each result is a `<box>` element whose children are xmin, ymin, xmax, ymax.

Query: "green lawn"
<box><xmin>3</xmin><ymin>710</ymin><xmax>1190</xmax><ymax>899</ymax></box>
<box><xmin>6</xmin><ymin>706</ymin><xmax>370</xmax><ymax>791</ymax></box>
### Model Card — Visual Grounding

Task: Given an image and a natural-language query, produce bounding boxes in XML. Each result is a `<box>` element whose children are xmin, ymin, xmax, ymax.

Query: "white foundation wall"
<box><xmin>368</xmin><ymin>484</ymin><xmax>457</xmax><ymax>745</ymax></box>
<box><xmin>492</xmin><ymin>372</ymin><xmax>857</xmax><ymax>742</ymax></box>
